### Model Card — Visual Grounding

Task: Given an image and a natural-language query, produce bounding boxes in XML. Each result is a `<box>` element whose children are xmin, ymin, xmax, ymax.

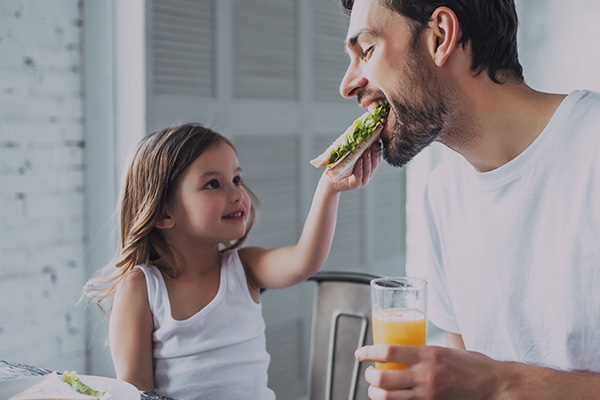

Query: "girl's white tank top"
<box><xmin>136</xmin><ymin>249</ymin><xmax>275</xmax><ymax>400</ymax></box>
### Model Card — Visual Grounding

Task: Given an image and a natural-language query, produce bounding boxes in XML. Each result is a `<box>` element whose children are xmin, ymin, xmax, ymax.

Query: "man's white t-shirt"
<box><xmin>424</xmin><ymin>90</ymin><xmax>600</xmax><ymax>371</ymax></box>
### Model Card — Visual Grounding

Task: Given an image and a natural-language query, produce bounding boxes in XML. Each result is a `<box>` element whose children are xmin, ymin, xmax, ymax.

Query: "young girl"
<box><xmin>84</xmin><ymin>123</ymin><xmax>381</xmax><ymax>399</ymax></box>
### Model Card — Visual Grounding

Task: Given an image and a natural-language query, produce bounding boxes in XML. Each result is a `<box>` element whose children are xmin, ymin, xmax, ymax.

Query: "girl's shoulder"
<box><xmin>229</xmin><ymin>247</ymin><xmax>262</xmax><ymax>300</ymax></box>
<box><xmin>222</xmin><ymin>248</ymin><xmax>253</xmax><ymax>282</ymax></box>
<box><xmin>235</xmin><ymin>246</ymin><xmax>259</xmax><ymax>276</ymax></box>
<box><xmin>116</xmin><ymin>264</ymin><xmax>164</xmax><ymax>302</ymax></box>
<box><xmin>112</xmin><ymin>266</ymin><xmax>152</xmax><ymax>318</ymax></box>
<box><xmin>116</xmin><ymin>267</ymin><xmax>148</xmax><ymax>296</ymax></box>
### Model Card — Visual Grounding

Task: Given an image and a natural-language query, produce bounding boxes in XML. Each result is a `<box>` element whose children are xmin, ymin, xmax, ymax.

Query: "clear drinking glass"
<box><xmin>370</xmin><ymin>277</ymin><xmax>428</xmax><ymax>370</ymax></box>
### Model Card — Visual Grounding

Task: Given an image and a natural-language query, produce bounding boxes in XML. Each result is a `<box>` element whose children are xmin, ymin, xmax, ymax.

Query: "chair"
<box><xmin>306</xmin><ymin>270</ymin><xmax>382</xmax><ymax>400</ymax></box>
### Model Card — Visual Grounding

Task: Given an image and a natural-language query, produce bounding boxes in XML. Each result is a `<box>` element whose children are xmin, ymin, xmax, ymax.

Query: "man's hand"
<box><xmin>355</xmin><ymin>344</ymin><xmax>600</xmax><ymax>399</ymax></box>
<box><xmin>355</xmin><ymin>344</ymin><xmax>502</xmax><ymax>399</ymax></box>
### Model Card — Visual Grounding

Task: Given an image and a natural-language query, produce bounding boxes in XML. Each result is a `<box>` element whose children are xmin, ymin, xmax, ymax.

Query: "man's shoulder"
<box><xmin>561</xmin><ymin>90</ymin><xmax>600</xmax><ymax>147</ymax></box>
<box><xmin>567</xmin><ymin>90</ymin><xmax>600</xmax><ymax>118</ymax></box>
<box><xmin>575</xmin><ymin>89</ymin><xmax>600</xmax><ymax>101</ymax></box>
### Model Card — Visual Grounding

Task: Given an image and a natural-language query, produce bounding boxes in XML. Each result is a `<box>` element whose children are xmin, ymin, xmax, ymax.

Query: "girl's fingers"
<box><xmin>362</xmin><ymin>150</ymin><xmax>372</xmax><ymax>185</ymax></box>
<box><xmin>356</xmin><ymin>157</ymin><xmax>365</xmax><ymax>179</ymax></box>
<box><xmin>364</xmin><ymin>143</ymin><xmax>381</xmax><ymax>183</ymax></box>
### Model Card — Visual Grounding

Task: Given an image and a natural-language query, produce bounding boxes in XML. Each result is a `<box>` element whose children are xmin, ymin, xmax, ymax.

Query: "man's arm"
<box><xmin>446</xmin><ymin>332</ymin><xmax>465</xmax><ymax>349</ymax></box>
<box><xmin>355</xmin><ymin>343</ymin><xmax>600</xmax><ymax>399</ymax></box>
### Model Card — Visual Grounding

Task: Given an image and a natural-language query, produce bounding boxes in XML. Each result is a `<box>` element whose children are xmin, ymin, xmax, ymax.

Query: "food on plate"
<box><xmin>310</xmin><ymin>101</ymin><xmax>389</xmax><ymax>181</ymax></box>
<box><xmin>9</xmin><ymin>371</ymin><xmax>111</xmax><ymax>400</ymax></box>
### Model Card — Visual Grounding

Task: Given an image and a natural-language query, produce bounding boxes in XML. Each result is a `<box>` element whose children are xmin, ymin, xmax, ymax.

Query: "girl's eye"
<box><xmin>233</xmin><ymin>176</ymin><xmax>242</xmax><ymax>186</ymax></box>
<box><xmin>204</xmin><ymin>179</ymin><xmax>220</xmax><ymax>190</ymax></box>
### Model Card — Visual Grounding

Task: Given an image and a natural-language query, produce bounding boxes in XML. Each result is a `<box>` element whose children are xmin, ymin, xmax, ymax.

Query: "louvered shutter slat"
<box><xmin>235</xmin><ymin>135</ymin><xmax>301</xmax><ymax>249</ymax></box>
<box><xmin>233</xmin><ymin>0</ymin><xmax>298</xmax><ymax>100</ymax></box>
<box><xmin>150</xmin><ymin>0</ymin><xmax>215</xmax><ymax>97</ymax></box>
<box><xmin>312</xmin><ymin>0</ymin><xmax>349</xmax><ymax>102</ymax></box>
<box><xmin>372</xmin><ymin>164</ymin><xmax>406</xmax><ymax>258</ymax></box>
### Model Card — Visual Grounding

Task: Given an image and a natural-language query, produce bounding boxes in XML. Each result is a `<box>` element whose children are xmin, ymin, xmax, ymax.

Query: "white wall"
<box><xmin>82</xmin><ymin>0</ymin><xmax>146</xmax><ymax>377</ymax></box>
<box><xmin>517</xmin><ymin>0</ymin><xmax>600</xmax><ymax>92</ymax></box>
<box><xmin>0</xmin><ymin>0</ymin><xmax>86</xmax><ymax>371</ymax></box>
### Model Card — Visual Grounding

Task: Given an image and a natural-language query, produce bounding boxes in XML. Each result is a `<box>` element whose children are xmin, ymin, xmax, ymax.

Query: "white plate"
<box><xmin>0</xmin><ymin>374</ymin><xmax>141</xmax><ymax>400</ymax></box>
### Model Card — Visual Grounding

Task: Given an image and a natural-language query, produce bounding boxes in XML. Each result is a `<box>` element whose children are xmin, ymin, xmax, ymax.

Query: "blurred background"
<box><xmin>0</xmin><ymin>0</ymin><xmax>598</xmax><ymax>399</ymax></box>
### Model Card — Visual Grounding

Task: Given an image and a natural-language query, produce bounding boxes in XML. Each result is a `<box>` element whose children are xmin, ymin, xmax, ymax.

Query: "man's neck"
<box><xmin>441</xmin><ymin>79</ymin><xmax>567</xmax><ymax>172</ymax></box>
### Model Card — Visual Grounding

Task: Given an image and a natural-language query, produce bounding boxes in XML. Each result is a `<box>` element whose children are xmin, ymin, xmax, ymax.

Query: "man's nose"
<box><xmin>339</xmin><ymin>61</ymin><xmax>368</xmax><ymax>99</ymax></box>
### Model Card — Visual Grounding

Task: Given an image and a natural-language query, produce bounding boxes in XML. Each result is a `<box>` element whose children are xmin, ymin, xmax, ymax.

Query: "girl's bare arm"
<box><xmin>240</xmin><ymin>143</ymin><xmax>381</xmax><ymax>290</ymax></box>
<box><xmin>109</xmin><ymin>268</ymin><xmax>155</xmax><ymax>392</ymax></box>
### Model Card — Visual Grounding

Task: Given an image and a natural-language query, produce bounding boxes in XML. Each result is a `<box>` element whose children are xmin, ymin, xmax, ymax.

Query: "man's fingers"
<box><xmin>355</xmin><ymin>344</ymin><xmax>421</xmax><ymax>365</ymax></box>
<box><xmin>364</xmin><ymin>366</ymin><xmax>414</xmax><ymax>390</ymax></box>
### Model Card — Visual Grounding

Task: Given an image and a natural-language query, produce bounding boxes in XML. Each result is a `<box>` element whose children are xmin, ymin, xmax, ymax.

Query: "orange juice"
<box><xmin>372</xmin><ymin>308</ymin><xmax>426</xmax><ymax>370</ymax></box>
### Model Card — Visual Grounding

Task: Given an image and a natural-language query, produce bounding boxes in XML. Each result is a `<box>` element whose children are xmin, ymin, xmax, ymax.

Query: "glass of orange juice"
<box><xmin>370</xmin><ymin>277</ymin><xmax>428</xmax><ymax>370</ymax></box>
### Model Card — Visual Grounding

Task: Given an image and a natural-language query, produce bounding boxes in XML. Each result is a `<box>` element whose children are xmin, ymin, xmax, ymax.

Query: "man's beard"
<box><xmin>382</xmin><ymin>49</ymin><xmax>449</xmax><ymax>167</ymax></box>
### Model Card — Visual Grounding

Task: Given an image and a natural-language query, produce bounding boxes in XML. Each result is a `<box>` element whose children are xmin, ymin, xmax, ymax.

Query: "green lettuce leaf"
<box><xmin>328</xmin><ymin>103</ymin><xmax>389</xmax><ymax>165</ymax></box>
<box><xmin>62</xmin><ymin>370</ymin><xmax>106</xmax><ymax>397</ymax></box>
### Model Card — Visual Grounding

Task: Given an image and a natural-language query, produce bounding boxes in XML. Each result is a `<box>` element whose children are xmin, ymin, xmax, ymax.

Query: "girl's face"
<box><xmin>165</xmin><ymin>143</ymin><xmax>251</xmax><ymax>247</ymax></box>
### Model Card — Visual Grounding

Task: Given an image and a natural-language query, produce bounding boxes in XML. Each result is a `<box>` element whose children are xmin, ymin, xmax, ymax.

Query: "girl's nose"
<box><xmin>230</xmin><ymin>185</ymin><xmax>243</xmax><ymax>203</ymax></box>
<box><xmin>339</xmin><ymin>62</ymin><xmax>368</xmax><ymax>99</ymax></box>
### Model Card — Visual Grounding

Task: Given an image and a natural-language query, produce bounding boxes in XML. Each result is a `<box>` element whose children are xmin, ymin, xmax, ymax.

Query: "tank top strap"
<box><xmin>135</xmin><ymin>264</ymin><xmax>168</xmax><ymax>317</ymax></box>
<box><xmin>221</xmin><ymin>249</ymin><xmax>255</xmax><ymax>303</ymax></box>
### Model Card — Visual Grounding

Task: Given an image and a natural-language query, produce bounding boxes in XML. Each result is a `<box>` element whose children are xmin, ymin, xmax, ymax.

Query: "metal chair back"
<box><xmin>306</xmin><ymin>271</ymin><xmax>382</xmax><ymax>400</ymax></box>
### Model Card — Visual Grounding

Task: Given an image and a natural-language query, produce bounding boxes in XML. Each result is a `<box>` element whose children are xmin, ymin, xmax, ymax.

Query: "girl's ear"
<box><xmin>425</xmin><ymin>6</ymin><xmax>460</xmax><ymax>67</ymax></box>
<box><xmin>155</xmin><ymin>213</ymin><xmax>175</xmax><ymax>229</ymax></box>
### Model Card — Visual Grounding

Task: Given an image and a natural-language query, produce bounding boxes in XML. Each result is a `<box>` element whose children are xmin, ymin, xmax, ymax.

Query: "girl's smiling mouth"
<box><xmin>223</xmin><ymin>210</ymin><xmax>245</xmax><ymax>220</ymax></box>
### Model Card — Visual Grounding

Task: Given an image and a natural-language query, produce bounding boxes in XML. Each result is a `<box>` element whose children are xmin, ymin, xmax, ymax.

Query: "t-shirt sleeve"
<box><xmin>422</xmin><ymin>171</ymin><xmax>461</xmax><ymax>335</ymax></box>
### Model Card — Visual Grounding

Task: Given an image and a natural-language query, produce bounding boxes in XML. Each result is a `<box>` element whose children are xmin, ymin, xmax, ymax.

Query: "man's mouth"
<box><xmin>367</xmin><ymin>98</ymin><xmax>392</xmax><ymax>134</ymax></box>
<box><xmin>366</xmin><ymin>99</ymin><xmax>388</xmax><ymax>112</ymax></box>
<box><xmin>382</xmin><ymin>105</ymin><xmax>394</xmax><ymax>131</ymax></box>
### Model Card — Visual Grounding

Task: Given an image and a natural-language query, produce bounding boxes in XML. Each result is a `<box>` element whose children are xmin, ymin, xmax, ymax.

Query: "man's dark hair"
<box><xmin>341</xmin><ymin>0</ymin><xmax>524</xmax><ymax>83</ymax></box>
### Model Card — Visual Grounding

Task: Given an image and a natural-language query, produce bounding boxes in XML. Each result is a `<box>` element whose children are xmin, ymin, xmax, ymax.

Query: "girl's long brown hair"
<box><xmin>83</xmin><ymin>123</ymin><xmax>259</xmax><ymax>316</ymax></box>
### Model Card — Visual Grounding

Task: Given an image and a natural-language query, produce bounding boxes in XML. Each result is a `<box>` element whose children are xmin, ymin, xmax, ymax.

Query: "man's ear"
<box><xmin>155</xmin><ymin>212</ymin><xmax>175</xmax><ymax>229</ymax></box>
<box><xmin>425</xmin><ymin>7</ymin><xmax>460</xmax><ymax>67</ymax></box>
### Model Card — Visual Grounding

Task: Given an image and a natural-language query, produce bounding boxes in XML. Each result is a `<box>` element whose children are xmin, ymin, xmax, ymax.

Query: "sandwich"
<box><xmin>9</xmin><ymin>371</ymin><xmax>111</xmax><ymax>400</ymax></box>
<box><xmin>310</xmin><ymin>101</ymin><xmax>389</xmax><ymax>181</ymax></box>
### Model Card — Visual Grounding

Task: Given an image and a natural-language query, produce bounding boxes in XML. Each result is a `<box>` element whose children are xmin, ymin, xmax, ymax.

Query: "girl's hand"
<box><xmin>328</xmin><ymin>141</ymin><xmax>382</xmax><ymax>192</ymax></box>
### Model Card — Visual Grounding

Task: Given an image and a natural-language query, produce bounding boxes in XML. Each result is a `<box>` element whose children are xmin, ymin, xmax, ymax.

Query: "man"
<box><xmin>338</xmin><ymin>0</ymin><xmax>600</xmax><ymax>398</ymax></box>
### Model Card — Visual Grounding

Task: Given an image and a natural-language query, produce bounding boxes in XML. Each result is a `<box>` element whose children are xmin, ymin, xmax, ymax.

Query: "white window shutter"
<box><xmin>145</xmin><ymin>1</ymin><xmax>408</xmax><ymax>397</ymax></box>
<box><xmin>234</xmin><ymin>135</ymin><xmax>302</xmax><ymax>248</ymax></box>
<box><xmin>149</xmin><ymin>0</ymin><xmax>216</xmax><ymax>97</ymax></box>
<box><xmin>311</xmin><ymin>0</ymin><xmax>350</xmax><ymax>102</ymax></box>
<box><xmin>371</xmin><ymin>163</ymin><xmax>407</xmax><ymax>261</ymax></box>
<box><xmin>232</xmin><ymin>0</ymin><xmax>298</xmax><ymax>100</ymax></box>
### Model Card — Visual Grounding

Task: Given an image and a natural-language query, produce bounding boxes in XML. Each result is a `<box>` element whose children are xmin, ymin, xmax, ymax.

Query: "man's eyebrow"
<box><xmin>344</xmin><ymin>29</ymin><xmax>376</xmax><ymax>51</ymax></box>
